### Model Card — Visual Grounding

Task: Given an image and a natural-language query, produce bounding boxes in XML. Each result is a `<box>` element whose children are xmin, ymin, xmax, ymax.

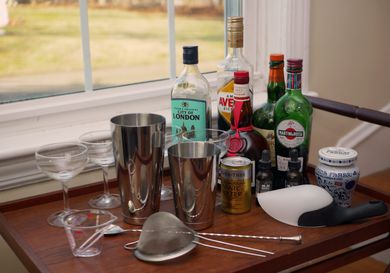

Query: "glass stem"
<box><xmin>62</xmin><ymin>182</ymin><xmax>70</xmax><ymax>212</ymax></box>
<box><xmin>102</xmin><ymin>166</ymin><xmax>110</xmax><ymax>196</ymax></box>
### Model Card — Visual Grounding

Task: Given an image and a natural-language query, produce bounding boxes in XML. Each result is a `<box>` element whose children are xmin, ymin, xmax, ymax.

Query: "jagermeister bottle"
<box><xmin>227</xmin><ymin>71</ymin><xmax>268</xmax><ymax>192</ymax></box>
<box><xmin>274</xmin><ymin>59</ymin><xmax>313</xmax><ymax>189</ymax></box>
<box><xmin>171</xmin><ymin>46</ymin><xmax>212</xmax><ymax>135</ymax></box>
<box><xmin>252</xmin><ymin>54</ymin><xmax>285</xmax><ymax>174</ymax></box>
<box><xmin>217</xmin><ymin>16</ymin><xmax>253</xmax><ymax>131</ymax></box>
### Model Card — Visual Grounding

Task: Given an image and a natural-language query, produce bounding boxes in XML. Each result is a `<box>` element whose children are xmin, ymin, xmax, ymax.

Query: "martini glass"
<box><xmin>79</xmin><ymin>130</ymin><xmax>121</xmax><ymax>209</ymax></box>
<box><xmin>161</xmin><ymin>126</ymin><xmax>183</xmax><ymax>201</ymax></box>
<box><xmin>35</xmin><ymin>142</ymin><xmax>88</xmax><ymax>227</ymax></box>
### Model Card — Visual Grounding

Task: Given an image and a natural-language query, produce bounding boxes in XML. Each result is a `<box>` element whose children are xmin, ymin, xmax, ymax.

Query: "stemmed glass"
<box><xmin>161</xmin><ymin>126</ymin><xmax>183</xmax><ymax>201</ymax></box>
<box><xmin>79</xmin><ymin>130</ymin><xmax>121</xmax><ymax>209</ymax></box>
<box><xmin>35</xmin><ymin>142</ymin><xmax>89</xmax><ymax>227</ymax></box>
<box><xmin>182</xmin><ymin>128</ymin><xmax>230</xmax><ymax>158</ymax></box>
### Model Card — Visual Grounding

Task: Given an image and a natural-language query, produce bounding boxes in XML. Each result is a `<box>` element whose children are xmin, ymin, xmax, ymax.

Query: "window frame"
<box><xmin>0</xmin><ymin>0</ymin><xmax>311</xmax><ymax>190</ymax></box>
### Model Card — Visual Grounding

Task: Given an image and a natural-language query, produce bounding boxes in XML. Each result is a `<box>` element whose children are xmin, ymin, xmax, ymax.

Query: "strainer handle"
<box><xmin>198</xmin><ymin>232</ymin><xmax>302</xmax><ymax>244</ymax></box>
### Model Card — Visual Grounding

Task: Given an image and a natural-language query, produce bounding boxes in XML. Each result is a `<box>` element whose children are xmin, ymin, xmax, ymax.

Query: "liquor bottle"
<box><xmin>274</xmin><ymin>59</ymin><xmax>313</xmax><ymax>189</ymax></box>
<box><xmin>252</xmin><ymin>54</ymin><xmax>285</xmax><ymax>174</ymax></box>
<box><xmin>227</xmin><ymin>70</ymin><xmax>268</xmax><ymax>191</ymax></box>
<box><xmin>255</xmin><ymin>149</ymin><xmax>273</xmax><ymax>206</ymax></box>
<box><xmin>217</xmin><ymin>16</ymin><xmax>253</xmax><ymax>131</ymax></box>
<box><xmin>171</xmin><ymin>46</ymin><xmax>212</xmax><ymax>135</ymax></box>
<box><xmin>284</xmin><ymin>149</ymin><xmax>303</xmax><ymax>187</ymax></box>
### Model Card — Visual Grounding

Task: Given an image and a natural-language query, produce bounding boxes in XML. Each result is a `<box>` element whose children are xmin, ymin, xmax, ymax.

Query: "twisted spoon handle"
<box><xmin>120</xmin><ymin>228</ymin><xmax>302</xmax><ymax>244</ymax></box>
<box><xmin>197</xmin><ymin>232</ymin><xmax>302</xmax><ymax>244</ymax></box>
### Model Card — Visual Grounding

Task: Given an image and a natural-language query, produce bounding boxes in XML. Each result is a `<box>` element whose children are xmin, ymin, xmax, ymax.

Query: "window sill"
<box><xmin>0</xmin><ymin>73</ymin><xmax>316</xmax><ymax>190</ymax></box>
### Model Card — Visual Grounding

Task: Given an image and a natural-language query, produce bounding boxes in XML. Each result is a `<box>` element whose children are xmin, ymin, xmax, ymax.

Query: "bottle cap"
<box><xmin>234</xmin><ymin>70</ymin><xmax>249</xmax><ymax>84</ymax></box>
<box><xmin>318</xmin><ymin>147</ymin><xmax>358</xmax><ymax>166</ymax></box>
<box><xmin>258</xmin><ymin>150</ymin><xmax>272</xmax><ymax>170</ymax></box>
<box><xmin>270</xmin><ymin>54</ymin><xmax>284</xmax><ymax>61</ymax></box>
<box><xmin>288</xmin><ymin>149</ymin><xmax>301</xmax><ymax>170</ymax></box>
<box><xmin>183</xmin><ymin>46</ymin><xmax>198</xmax><ymax>64</ymax></box>
<box><xmin>227</xmin><ymin>16</ymin><xmax>243</xmax><ymax>48</ymax></box>
<box><xmin>287</xmin><ymin>58</ymin><xmax>303</xmax><ymax>73</ymax></box>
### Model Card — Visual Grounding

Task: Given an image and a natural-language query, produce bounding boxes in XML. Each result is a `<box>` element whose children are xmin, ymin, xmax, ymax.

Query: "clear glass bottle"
<box><xmin>227</xmin><ymin>71</ymin><xmax>268</xmax><ymax>192</ymax></box>
<box><xmin>171</xmin><ymin>46</ymin><xmax>212</xmax><ymax>135</ymax></box>
<box><xmin>252</xmin><ymin>54</ymin><xmax>285</xmax><ymax>174</ymax></box>
<box><xmin>274</xmin><ymin>59</ymin><xmax>313</xmax><ymax>189</ymax></box>
<box><xmin>217</xmin><ymin>16</ymin><xmax>253</xmax><ymax>132</ymax></box>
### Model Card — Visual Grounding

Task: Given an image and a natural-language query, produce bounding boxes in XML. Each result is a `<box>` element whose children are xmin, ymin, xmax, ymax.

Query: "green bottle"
<box><xmin>274</xmin><ymin>59</ymin><xmax>312</xmax><ymax>189</ymax></box>
<box><xmin>252</xmin><ymin>54</ymin><xmax>285</xmax><ymax>174</ymax></box>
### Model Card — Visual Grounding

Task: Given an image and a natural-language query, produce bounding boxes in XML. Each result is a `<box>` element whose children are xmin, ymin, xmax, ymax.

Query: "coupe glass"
<box><xmin>79</xmin><ymin>130</ymin><xmax>121</xmax><ymax>209</ymax></box>
<box><xmin>35</xmin><ymin>142</ymin><xmax>88</xmax><ymax>227</ymax></box>
<box><xmin>182</xmin><ymin>128</ymin><xmax>230</xmax><ymax>158</ymax></box>
<box><xmin>161</xmin><ymin>126</ymin><xmax>183</xmax><ymax>201</ymax></box>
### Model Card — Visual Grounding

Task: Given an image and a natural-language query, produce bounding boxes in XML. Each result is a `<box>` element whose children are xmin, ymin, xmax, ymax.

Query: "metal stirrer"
<box><xmin>105</xmin><ymin>224</ymin><xmax>302</xmax><ymax>244</ymax></box>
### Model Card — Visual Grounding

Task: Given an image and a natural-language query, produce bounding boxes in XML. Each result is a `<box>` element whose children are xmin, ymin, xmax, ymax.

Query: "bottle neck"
<box><xmin>231</xmin><ymin>83</ymin><xmax>253</xmax><ymax>129</ymax></box>
<box><xmin>286</xmin><ymin>71</ymin><xmax>302</xmax><ymax>92</ymax></box>
<box><xmin>182</xmin><ymin>64</ymin><xmax>200</xmax><ymax>75</ymax></box>
<box><xmin>268</xmin><ymin>64</ymin><xmax>285</xmax><ymax>102</ymax></box>
<box><xmin>227</xmin><ymin>47</ymin><xmax>244</xmax><ymax>58</ymax></box>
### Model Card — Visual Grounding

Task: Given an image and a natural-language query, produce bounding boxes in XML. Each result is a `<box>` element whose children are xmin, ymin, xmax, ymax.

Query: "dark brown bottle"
<box><xmin>227</xmin><ymin>71</ymin><xmax>269</xmax><ymax>191</ymax></box>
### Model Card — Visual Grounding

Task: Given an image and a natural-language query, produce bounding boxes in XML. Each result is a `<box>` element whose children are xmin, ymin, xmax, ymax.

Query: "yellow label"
<box><xmin>253</xmin><ymin>127</ymin><xmax>276</xmax><ymax>167</ymax></box>
<box><xmin>217</xmin><ymin>79</ymin><xmax>234</xmax><ymax>124</ymax></box>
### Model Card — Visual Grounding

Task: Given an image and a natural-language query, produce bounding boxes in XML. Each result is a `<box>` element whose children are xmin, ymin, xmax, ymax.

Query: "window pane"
<box><xmin>175</xmin><ymin>2</ymin><xmax>224</xmax><ymax>74</ymax></box>
<box><xmin>0</xmin><ymin>4</ymin><xmax>84</xmax><ymax>103</ymax></box>
<box><xmin>87</xmin><ymin>2</ymin><xmax>170</xmax><ymax>89</ymax></box>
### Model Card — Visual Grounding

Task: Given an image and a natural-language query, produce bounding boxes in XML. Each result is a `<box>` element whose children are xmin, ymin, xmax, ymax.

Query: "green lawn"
<box><xmin>1</xmin><ymin>5</ymin><xmax>224</xmax><ymax>82</ymax></box>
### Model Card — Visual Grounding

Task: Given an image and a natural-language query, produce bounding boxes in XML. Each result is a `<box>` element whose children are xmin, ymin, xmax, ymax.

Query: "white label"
<box><xmin>276</xmin><ymin>119</ymin><xmax>305</xmax><ymax>148</ymax></box>
<box><xmin>277</xmin><ymin>155</ymin><xmax>303</xmax><ymax>172</ymax></box>
<box><xmin>234</xmin><ymin>83</ymin><xmax>250</xmax><ymax>98</ymax></box>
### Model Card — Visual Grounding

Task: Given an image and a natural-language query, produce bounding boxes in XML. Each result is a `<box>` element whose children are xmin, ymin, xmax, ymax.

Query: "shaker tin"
<box><xmin>220</xmin><ymin>156</ymin><xmax>252</xmax><ymax>214</ymax></box>
<box><xmin>315</xmin><ymin>147</ymin><xmax>360</xmax><ymax>207</ymax></box>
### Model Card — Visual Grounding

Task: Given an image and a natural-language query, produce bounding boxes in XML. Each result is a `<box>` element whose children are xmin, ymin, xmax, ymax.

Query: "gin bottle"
<box><xmin>274</xmin><ymin>59</ymin><xmax>313</xmax><ymax>189</ymax></box>
<box><xmin>252</xmin><ymin>54</ymin><xmax>285</xmax><ymax>173</ymax></box>
<box><xmin>171</xmin><ymin>46</ymin><xmax>212</xmax><ymax>135</ymax></box>
<box><xmin>217</xmin><ymin>16</ymin><xmax>253</xmax><ymax>131</ymax></box>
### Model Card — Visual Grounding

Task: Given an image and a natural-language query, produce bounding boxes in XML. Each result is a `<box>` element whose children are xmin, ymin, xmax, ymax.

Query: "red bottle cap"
<box><xmin>270</xmin><ymin>54</ymin><xmax>284</xmax><ymax>61</ymax></box>
<box><xmin>234</xmin><ymin>70</ymin><xmax>249</xmax><ymax>84</ymax></box>
<box><xmin>287</xmin><ymin>58</ymin><xmax>303</xmax><ymax>72</ymax></box>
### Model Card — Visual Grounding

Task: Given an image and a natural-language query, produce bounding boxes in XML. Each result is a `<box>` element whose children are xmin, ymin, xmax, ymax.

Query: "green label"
<box><xmin>171</xmin><ymin>98</ymin><xmax>207</xmax><ymax>137</ymax></box>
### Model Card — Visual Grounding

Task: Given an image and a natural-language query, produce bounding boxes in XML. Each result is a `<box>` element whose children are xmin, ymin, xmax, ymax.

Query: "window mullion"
<box><xmin>167</xmin><ymin>0</ymin><xmax>176</xmax><ymax>79</ymax></box>
<box><xmin>79</xmin><ymin>0</ymin><xmax>93</xmax><ymax>92</ymax></box>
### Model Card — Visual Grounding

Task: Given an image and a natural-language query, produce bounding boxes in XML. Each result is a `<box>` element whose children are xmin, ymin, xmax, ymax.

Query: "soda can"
<box><xmin>220</xmin><ymin>156</ymin><xmax>252</xmax><ymax>214</ymax></box>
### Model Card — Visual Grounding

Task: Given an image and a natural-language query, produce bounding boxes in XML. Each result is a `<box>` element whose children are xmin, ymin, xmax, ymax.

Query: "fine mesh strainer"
<box><xmin>124</xmin><ymin>212</ymin><xmax>273</xmax><ymax>262</ymax></box>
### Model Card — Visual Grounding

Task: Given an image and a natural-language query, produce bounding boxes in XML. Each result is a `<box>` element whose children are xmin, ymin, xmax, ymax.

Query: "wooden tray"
<box><xmin>1</xmin><ymin>173</ymin><xmax>389</xmax><ymax>273</ymax></box>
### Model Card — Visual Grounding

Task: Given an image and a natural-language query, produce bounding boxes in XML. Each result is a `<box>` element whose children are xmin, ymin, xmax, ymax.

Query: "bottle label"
<box><xmin>217</xmin><ymin>79</ymin><xmax>234</xmax><ymax>125</ymax></box>
<box><xmin>233</xmin><ymin>83</ymin><xmax>250</xmax><ymax>99</ymax></box>
<box><xmin>287</xmin><ymin>72</ymin><xmax>302</xmax><ymax>89</ymax></box>
<box><xmin>253</xmin><ymin>127</ymin><xmax>275</xmax><ymax>167</ymax></box>
<box><xmin>171</xmin><ymin>98</ymin><xmax>207</xmax><ymax>136</ymax></box>
<box><xmin>276</xmin><ymin>155</ymin><xmax>303</xmax><ymax>172</ymax></box>
<box><xmin>276</xmin><ymin>119</ymin><xmax>305</xmax><ymax>148</ymax></box>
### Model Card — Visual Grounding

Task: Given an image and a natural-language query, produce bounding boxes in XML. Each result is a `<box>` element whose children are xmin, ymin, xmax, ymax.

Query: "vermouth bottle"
<box><xmin>171</xmin><ymin>46</ymin><xmax>212</xmax><ymax>135</ymax></box>
<box><xmin>227</xmin><ymin>71</ymin><xmax>268</xmax><ymax>192</ymax></box>
<box><xmin>274</xmin><ymin>59</ymin><xmax>313</xmax><ymax>189</ymax></box>
<box><xmin>252</xmin><ymin>54</ymin><xmax>285</xmax><ymax>175</ymax></box>
<box><xmin>217</xmin><ymin>16</ymin><xmax>253</xmax><ymax>131</ymax></box>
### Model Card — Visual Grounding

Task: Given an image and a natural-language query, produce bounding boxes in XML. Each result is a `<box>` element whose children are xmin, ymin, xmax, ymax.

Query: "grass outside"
<box><xmin>0</xmin><ymin>5</ymin><xmax>224</xmax><ymax>101</ymax></box>
<box><xmin>1</xmin><ymin>5</ymin><xmax>224</xmax><ymax>77</ymax></box>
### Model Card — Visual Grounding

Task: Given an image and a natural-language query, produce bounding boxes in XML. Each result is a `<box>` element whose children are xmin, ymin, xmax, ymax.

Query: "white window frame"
<box><xmin>0</xmin><ymin>0</ymin><xmax>311</xmax><ymax>190</ymax></box>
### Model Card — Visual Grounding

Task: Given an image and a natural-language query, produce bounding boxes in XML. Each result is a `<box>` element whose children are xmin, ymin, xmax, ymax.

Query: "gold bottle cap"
<box><xmin>227</xmin><ymin>16</ymin><xmax>243</xmax><ymax>48</ymax></box>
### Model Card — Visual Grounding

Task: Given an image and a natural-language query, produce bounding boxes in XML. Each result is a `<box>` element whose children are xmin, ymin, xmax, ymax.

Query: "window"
<box><xmin>0</xmin><ymin>0</ymin><xmax>310</xmax><ymax>190</ymax></box>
